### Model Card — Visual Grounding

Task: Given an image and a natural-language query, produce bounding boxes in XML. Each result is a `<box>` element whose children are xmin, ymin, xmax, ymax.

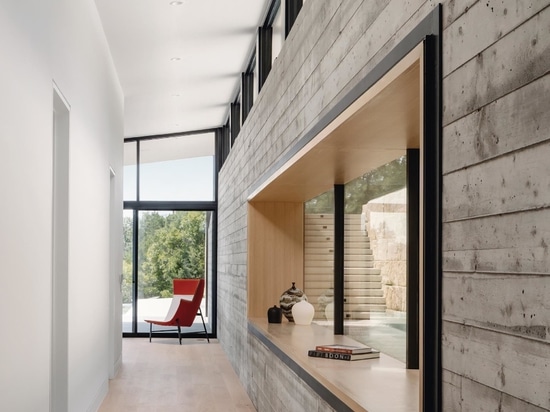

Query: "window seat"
<box><xmin>248</xmin><ymin>318</ymin><xmax>419</xmax><ymax>412</ymax></box>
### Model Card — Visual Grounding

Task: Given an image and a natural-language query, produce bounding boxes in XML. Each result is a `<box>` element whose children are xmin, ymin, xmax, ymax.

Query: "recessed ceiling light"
<box><xmin>170</xmin><ymin>57</ymin><xmax>181</xmax><ymax>61</ymax></box>
<box><xmin>170</xmin><ymin>1</ymin><xmax>183</xmax><ymax>5</ymax></box>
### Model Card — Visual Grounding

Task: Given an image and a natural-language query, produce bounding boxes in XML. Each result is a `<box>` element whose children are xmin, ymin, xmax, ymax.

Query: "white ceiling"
<box><xmin>94</xmin><ymin>0</ymin><xmax>271</xmax><ymax>138</ymax></box>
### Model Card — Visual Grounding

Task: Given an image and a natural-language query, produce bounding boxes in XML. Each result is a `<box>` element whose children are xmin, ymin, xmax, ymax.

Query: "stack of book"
<box><xmin>308</xmin><ymin>344</ymin><xmax>380</xmax><ymax>361</ymax></box>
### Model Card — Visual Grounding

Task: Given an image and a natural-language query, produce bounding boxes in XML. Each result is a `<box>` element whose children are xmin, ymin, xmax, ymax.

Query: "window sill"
<box><xmin>248</xmin><ymin>318</ymin><xmax>419</xmax><ymax>412</ymax></box>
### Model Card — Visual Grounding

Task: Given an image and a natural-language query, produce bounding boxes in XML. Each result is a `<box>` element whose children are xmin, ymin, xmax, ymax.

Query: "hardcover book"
<box><xmin>314</xmin><ymin>344</ymin><xmax>372</xmax><ymax>354</ymax></box>
<box><xmin>308</xmin><ymin>349</ymin><xmax>380</xmax><ymax>361</ymax></box>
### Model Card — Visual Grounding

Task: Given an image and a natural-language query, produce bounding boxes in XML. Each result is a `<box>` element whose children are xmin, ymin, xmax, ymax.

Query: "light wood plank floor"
<box><xmin>99</xmin><ymin>338</ymin><xmax>256</xmax><ymax>412</ymax></box>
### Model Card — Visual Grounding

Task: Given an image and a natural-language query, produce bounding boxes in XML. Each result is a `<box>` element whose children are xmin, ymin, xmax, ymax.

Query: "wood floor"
<box><xmin>99</xmin><ymin>338</ymin><xmax>256</xmax><ymax>412</ymax></box>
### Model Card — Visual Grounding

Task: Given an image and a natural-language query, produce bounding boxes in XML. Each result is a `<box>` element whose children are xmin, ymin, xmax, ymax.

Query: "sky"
<box><xmin>123</xmin><ymin>155</ymin><xmax>214</xmax><ymax>202</ymax></box>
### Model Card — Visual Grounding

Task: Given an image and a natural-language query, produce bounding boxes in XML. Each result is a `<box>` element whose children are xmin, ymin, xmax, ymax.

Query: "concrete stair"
<box><xmin>304</xmin><ymin>214</ymin><xmax>386</xmax><ymax>320</ymax></box>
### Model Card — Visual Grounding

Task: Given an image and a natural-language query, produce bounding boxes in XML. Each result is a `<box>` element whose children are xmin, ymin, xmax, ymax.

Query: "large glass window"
<box><xmin>123</xmin><ymin>131</ymin><xmax>217</xmax><ymax>338</ymax></box>
<box><xmin>343</xmin><ymin>156</ymin><xmax>407</xmax><ymax>362</ymax></box>
<box><xmin>304</xmin><ymin>190</ymin><xmax>334</xmax><ymax>324</ymax></box>
<box><xmin>303</xmin><ymin>157</ymin><xmax>411</xmax><ymax>363</ymax></box>
<box><xmin>136</xmin><ymin>211</ymin><xmax>212</xmax><ymax>333</ymax></box>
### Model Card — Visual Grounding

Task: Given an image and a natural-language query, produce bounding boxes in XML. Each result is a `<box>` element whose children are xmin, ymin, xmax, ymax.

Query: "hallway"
<box><xmin>99</xmin><ymin>339</ymin><xmax>256</xmax><ymax>412</ymax></box>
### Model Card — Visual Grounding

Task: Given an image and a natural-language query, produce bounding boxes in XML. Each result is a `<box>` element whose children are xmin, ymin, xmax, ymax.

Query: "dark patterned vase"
<box><xmin>279</xmin><ymin>282</ymin><xmax>307</xmax><ymax>322</ymax></box>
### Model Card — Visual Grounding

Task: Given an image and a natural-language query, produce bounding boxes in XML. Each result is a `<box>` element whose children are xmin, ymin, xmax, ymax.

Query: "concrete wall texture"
<box><xmin>217</xmin><ymin>1</ymin><xmax>550</xmax><ymax>411</ymax></box>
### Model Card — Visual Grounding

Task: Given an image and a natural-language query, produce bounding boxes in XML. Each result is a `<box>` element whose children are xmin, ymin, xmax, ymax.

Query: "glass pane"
<box><xmin>122</xmin><ymin>210</ymin><xmax>134</xmax><ymax>333</ymax></box>
<box><xmin>344</xmin><ymin>156</ymin><xmax>407</xmax><ymax>362</ymax></box>
<box><xmin>304</xmin><ymin>189</ymin><xmax>334</xmax><ymax>330</ymax></box>
<box><xmin>136</xmin><ymin>211</ymin><xmax>209</xmax><ymax>333</ymax></box>
<box><xmin>254</xmin><ymin>45</ymin><xmax>259</xmax><ymax>99</ymax></box>
<box><xmin>140</xmin><ymin>133</ymin><xmax>215</xmax><ymax>201</ymax></box>
<box><xmin>272</xmin><ymin>2</ymin><xmax>284</xmax><ymax>63</ymax></box>
<box><xmin>124</xmin><ymin>141</ymin><xmax>137</xmax><ymax>201</ymax></box>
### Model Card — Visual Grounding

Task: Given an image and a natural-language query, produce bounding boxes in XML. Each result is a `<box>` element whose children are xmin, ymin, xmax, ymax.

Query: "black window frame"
<box><xmin>258</xmin><ymin>0</ymin><xmax>281</xmax><ymax>91</ymax></box>
<box><xmin>241</xmin><ymin>53</ymin><xmax>255</xmax><ymax>123</ymax></box>
<box><xmin>221</xmin><ymin>0</ymin><xmax>303</xmax><ymax>163</ymax></box>
<box><xmin>285</xmin><ymin>0</ymin><xmax>303</xmax><ymax>38</ymax></box>
<box><xmin>122</xmin><ymin>129</ymin><xmax>219</xmax><ymax>341</ymax></box>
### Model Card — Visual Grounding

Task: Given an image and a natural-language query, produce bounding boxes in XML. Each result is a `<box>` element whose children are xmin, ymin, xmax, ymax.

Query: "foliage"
<box><xmin>122</xmin><ymin>211</ymin><xmax>206</xmax><ymax>303</ymax></box>
<box><xmin>122</xmin><ymin>215</ymin><xmax>133</xmax><ymax>304</ymax></box>
<box><xmin>305</xmin><ymin>190</ymin><xmax>334</xmax><ymax>214</ymax></box>
<box><xmin>305</xmin><ymin>156</ymin><xmax>407</xmax><ymax>214</ymax></box>
<box><xmin>344</xmin><ymin>156</ymin><xmax>407</xmax><ymax>213</ymax></box>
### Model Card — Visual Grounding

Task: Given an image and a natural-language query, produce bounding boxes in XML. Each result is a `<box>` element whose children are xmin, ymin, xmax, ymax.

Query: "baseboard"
<box><xmin>110</xmin><ymin>353</ymin><xmax>122</xmax><ymax>379</ymax></box>
<box><xmin>87</xmin><ymin>378</ymin><xmax>109</xmax><ymax>412</ymax></box>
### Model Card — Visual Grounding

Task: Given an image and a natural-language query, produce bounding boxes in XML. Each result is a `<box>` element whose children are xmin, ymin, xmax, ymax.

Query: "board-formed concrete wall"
<box><xmin>217</xmin><ymin>1</ymin><xmax>550</xmax><ymax>410</ymax></box>
<box><xmin>441</xmin><ymin>1</ymin><xmax>550</xmax><ymax>410</ymax></box>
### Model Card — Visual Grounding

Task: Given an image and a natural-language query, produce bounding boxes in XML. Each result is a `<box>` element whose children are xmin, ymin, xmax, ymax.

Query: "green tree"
<box><xmin>140</xmin><ymin>211</ymin><xmax>205</xmax><ymax>298</ymax></box>
<box><xmin>122</xmin><ymin>215</ymin><xmax>134</xmax><ymax>303</ymax></box>
<box><xmin>304</xmin><ymin>156</ymin><xmax>406</xmax><ymax>214</ymax></box>
<box><xmin>138</xmin><ymin>212</ymin><xmax>166</xmax><ymax>268</ymax></box>
<box><xmin>305</xmin><ymin>190</ymin><xmax>334</xmax><ymax>214</ymax></box>
<box><xmin>122</xmin><ymin>211</ymin><xmax>207</xmax><ymax>301</ymax></box>
<box><xmin>344</xmin><ymin>156</ymin><xmax>406</xmax><ymax>213</ymax></box>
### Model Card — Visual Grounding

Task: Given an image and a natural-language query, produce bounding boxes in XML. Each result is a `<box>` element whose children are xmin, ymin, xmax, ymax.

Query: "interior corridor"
<box><xmin>99</xmin><ymin>339</ymin><xmax>256</xmax><ymax>412</ymax></box>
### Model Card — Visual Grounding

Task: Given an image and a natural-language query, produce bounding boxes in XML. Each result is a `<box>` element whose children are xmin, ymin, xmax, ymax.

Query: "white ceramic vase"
<box><xmin>291</xmin><ymin>300</ymin><xmax>314</xmax><ymax>325</ymax></box>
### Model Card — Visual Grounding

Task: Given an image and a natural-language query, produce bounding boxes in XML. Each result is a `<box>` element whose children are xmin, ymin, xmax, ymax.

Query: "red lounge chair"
<box><xmin>145</xmin><ymin>278</ymin><xmax>209</xmax><ymax>344</ymax></box>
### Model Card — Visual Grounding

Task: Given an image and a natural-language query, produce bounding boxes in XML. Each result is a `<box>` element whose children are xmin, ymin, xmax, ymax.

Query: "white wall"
<box><xmin>0</xmin><ymin>0</ymin><xmax>124</xmax><ymax>410</ymax></box>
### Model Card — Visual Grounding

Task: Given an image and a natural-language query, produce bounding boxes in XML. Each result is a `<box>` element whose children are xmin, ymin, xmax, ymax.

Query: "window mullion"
<box><xmin>333</xmin><ymin>184</ymin><xmax>344</xmax><ymax>335</ymax></box>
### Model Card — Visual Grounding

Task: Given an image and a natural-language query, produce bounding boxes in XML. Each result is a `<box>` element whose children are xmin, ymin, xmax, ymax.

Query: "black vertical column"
<box><xmin>132</xmin><ymin>140</ymin><xmax>140</xmax><ymax>334</ymax></box>
<box><xmin>423</xmin><ymin>29</ymin><xmax>442</xmax><ymax>412</ymax></box>
<box><xmin>334</xmin><ymin>184</ymin><xmax>345</xmax><ymax>335</ymax></box>
<box><xmin>135</xmin><ymin>139</ymin><xmax>140</xmax><ymax>201</ymax></box>
<box><xmin>406</xmin><ymin>149</ymin><xmax>420</xmax><ymax>369</ymax></box>
<box><xmin>132</xmin><ymin>208</ymin><xmax>139</xmax><ymax>334</ymax></box>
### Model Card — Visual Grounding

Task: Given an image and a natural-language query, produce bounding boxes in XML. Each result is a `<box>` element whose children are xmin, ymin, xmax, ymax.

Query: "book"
<box><xmin>314</xmin><ymin>344</ymin><xmax>372</xmax><ymax>354</ymax></box>
<box><xmin>308</xmin><ymin>349</ymin><xmax>380</xmax><ymax>361</ymax></box>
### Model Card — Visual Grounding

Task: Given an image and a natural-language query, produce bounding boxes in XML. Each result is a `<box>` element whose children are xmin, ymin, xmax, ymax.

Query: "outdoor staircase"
<box><xmin>304</xmin><ymin>214</ymin><xmax>386</xmax><ymax>320</ymax></box>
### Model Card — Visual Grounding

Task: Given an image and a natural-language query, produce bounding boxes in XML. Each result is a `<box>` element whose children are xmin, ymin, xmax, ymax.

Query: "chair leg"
<box><xmin>177</xmin><ymin>323</ymin><xmax>182</xmax><ymax>345</ymax></box>
<box><xmin>149</xmin><ymin>323</ymin><xmax>152</xmax><ymax>343</ymax></box>
<box><xmin>198</xmin><ymin>307</ymin><xmax>209</xmax><ymax>343</ymax></box>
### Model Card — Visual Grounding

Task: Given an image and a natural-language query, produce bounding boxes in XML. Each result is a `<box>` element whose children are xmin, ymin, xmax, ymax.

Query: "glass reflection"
<box><xmin>344</xmin><ymin>156</ymin><xmax>407</xmax><ymax>362</ymax></box>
